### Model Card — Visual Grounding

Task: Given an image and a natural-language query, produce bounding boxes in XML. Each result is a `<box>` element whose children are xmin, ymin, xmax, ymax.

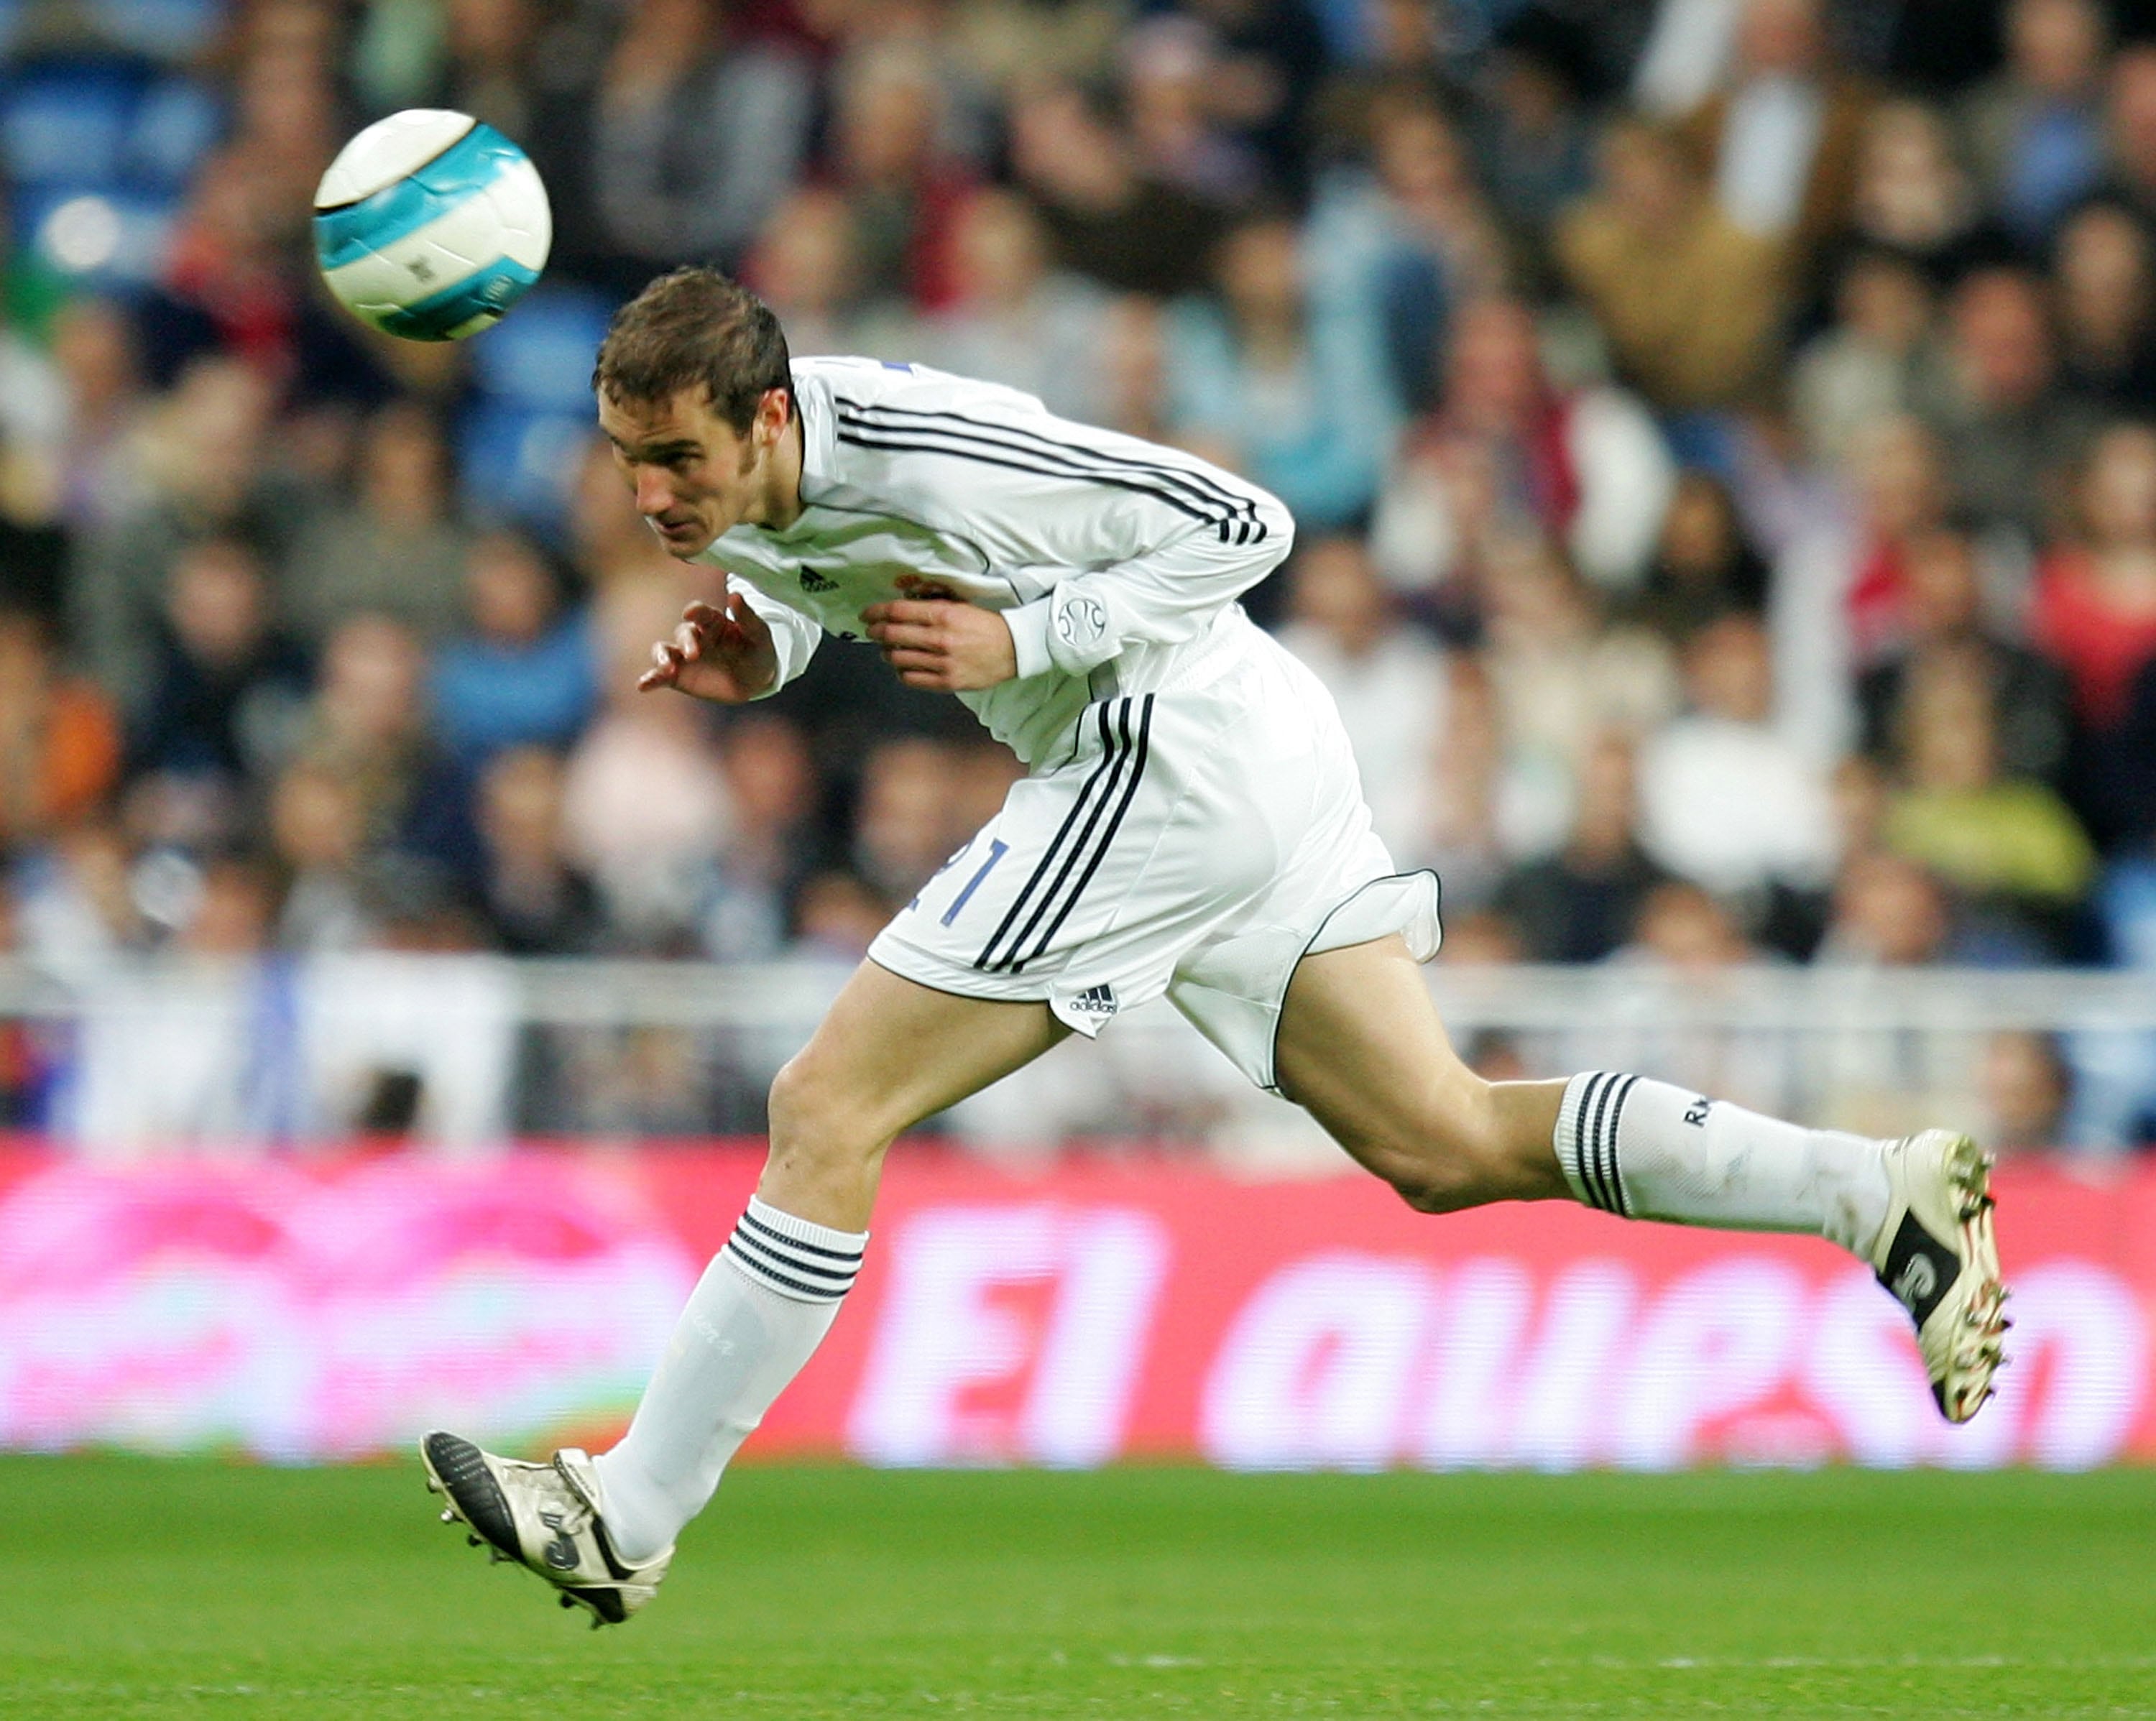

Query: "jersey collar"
<box><xmin>782</xmin><ymin>370</ymin><xmax>839</xmax><ymax>524</ymax></box>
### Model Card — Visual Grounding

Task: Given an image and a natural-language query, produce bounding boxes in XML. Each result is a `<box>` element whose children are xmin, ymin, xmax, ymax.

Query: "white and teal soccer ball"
<box><xmin>312</xmin><ymin>110</ymin><xmax>551</xmax><ymax>342</ymax></box>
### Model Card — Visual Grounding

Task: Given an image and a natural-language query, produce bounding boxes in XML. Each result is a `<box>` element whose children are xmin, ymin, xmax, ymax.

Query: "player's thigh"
<box><xmin>770</xmin><ymin>956</ymin><xmax>1069</xmax><ymax>1153</ymax></box>
<box><xmin>1274</xmin><ymin>936</ymin><xmax>1567</xmax><ymax>1208</ymax></box>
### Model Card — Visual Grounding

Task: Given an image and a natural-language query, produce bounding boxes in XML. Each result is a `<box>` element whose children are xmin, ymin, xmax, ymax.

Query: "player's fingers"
<box><xmin>871</xmin><ymin>608</ymin><xmax>949</xmax><ymax>634</ymax></box>
<box><xmin>639</xmin><ymin>641</ymin><xmax>681</xmax><ymax>690</ymax></box>
<box><xmin>671</xmin><ymin>620</ymin><xmax>705</xmax><ymax>660</ymax></box>
<box><xmin>867</xmin><ymin>619</ymin><xmax>945</xmax><ymax>650</ymax></box>
<box><xmin>682</xmin><ymin>600</ymin><xmax>724</xmax><ymax>628</ymax></box>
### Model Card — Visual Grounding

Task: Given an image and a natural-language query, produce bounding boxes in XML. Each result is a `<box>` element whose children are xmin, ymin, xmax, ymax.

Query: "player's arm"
<box><xmin>994</xmin><ymin>484</ymin><xmax>1296</xmax><ymax>682</ymax></box>
<box><xmin>639</xmin><ymin>576</ymin><xmax>821</xmax><ymax>702</ymax></box>
<box><xmin>848</xmin><ymin>379</ymin><xmax>1293</xmax><ymax>688</ymax></box>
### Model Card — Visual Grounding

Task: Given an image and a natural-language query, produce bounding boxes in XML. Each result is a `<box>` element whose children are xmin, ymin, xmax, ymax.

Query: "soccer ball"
<box><xmin>313</xmin><ymin>109</ymin><xmax>551</xmax><ymax>342</ymax></box>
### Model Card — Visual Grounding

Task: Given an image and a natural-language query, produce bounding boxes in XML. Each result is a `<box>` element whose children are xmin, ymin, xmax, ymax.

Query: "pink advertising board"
<box><xmin>0</xmin><ymin>1147</ymin><xmax>2145</xmax><ymax>1468</ymax></box>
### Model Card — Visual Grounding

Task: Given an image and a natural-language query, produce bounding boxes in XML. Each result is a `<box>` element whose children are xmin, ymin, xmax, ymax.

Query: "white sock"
<box><xmin>593</xmin><ymin>1196</ymin><xmax>867</xmax><ymax>1563</ymax></box>
<box><xmin>1554</xmin><ymin>1072</ymin><xmax>1889</xmax><ymax>1255</ymax></box>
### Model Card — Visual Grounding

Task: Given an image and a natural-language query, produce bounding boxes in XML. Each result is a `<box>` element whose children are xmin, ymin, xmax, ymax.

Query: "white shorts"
<box><xmin>867</xmin><ymin>631</ymin><xmax>1442</xmax><ymax>1092</ymax></box>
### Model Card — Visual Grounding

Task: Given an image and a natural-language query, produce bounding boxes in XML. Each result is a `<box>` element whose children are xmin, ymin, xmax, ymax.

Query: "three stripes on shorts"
<box><xmin>973</xmin><ymin>694</ymin><xmax>1155</xmax><ymax>974</ymax></box>
<box><xmin>720</xmin><ymin>1198</ymin><xmax>865</xmax><ymax>1304</ymax></box>
<box><xmin>1563</xmin><ymin>1070</ymin><xmax>1637</xmax><ymax>1217</ymax></box>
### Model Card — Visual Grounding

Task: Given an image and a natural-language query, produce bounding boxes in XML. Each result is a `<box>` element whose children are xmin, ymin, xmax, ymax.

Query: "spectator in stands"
<box><xmin>824</xmin><ymin>39</ymin><xmax>975</xmax><ymax>312</ymax></box>
<box><xmin>1674</xmin><ymin>0</ymin><xmax>1875</xmax><ymax>259</ymax></box>
<box><xmin>918</xmin><ymin>189</ymin><xmax>1111</xmax><ymax>423</ymax></box>
<box><xmin>1556</xmin><ymin>116</ymin><xmax>1788</xmax><ymax>413</ymax></box>
<box><xmin>0</xmin><ymin>609</ymin><xmax>120</xmax><ymax>855</ymax></box>
<box><xmin>268</xmin><ymin>757</ymin><xmax>373</xmax><ymax>951</ymax></box>
<box><xmin>1274</xmin><ymin>534</ymin><xmax>1450</xmax><ymax>859</ymax></box>
<box><xmin>1815</xmin><ymin>847</ymin><xmax>1959</xmax><ymax>966</ymax></box>
<box><xmin>747</xmin><ymin>188</ymin><xmax>869</xmax><ymax>361</ymax></box>
<box><xmin>70</xmin><ymin>356</ymin><xmax>295</xmax><ymax>713</ymax></box>
<box><xmin>1469</xmin><ymin>9</ymin><xmax>1601</xmax><ymax>251</ymax></box>
<box><xmin>1619</xmin><ymin>877</ymin><xmax>1761</xmax><ymax>972</ymax></box>
<box><xmin>1842</xmin><ymin>98</ymin><xmax>1999</xmax><ymax>287</ymax></box>
<box><xmin>45</xmin><ymin>297</ymin><xmax>152</xmax><ymax>537</ymax></box>
<box><xmin>1931</xmin><ymin>267</ymin><xmax>2102</xmax><ymax>544</ymax></box>
<box><xmin>1961</xmin><ymin>0</ymin><xmax>2110</xmax><ymax>244</ymax></box>
<box><xmin>1006</xmin><ymin>80</ymin><xmax>1225</xmax><ymax>300</ymax></box>
<box><xmin>850</xmin><ymin>737</ymin><xmax>966</xmax><ymax>906</ymax></box>
<box><xmin>2053</xmin><ymin>200</ymin><xmax>2156</xmax><ymax>412</ymax></box>
<box><xmin>11</xmin><ymin>819</ymin><xmax>146</xmax><ymax>979</ymax></box>
<box><xmin>1978</xmin><ymin>1028</ymin><xmax>2073</xmax><ymax>1152</ymax></box>
<box><xmin>1632</xmin><ymin>0</ymin><xmax>1747</xmax><ymax>121</ymax></box>
<box><xmin>697</xmin><ymin>714</ymin><xmax>821</xmax><ymax>964</ymax></box>
<box><xmin>285</xmin><ymin>400</ymin><xmax>471</xmax><ymax>645</ymax></box>
<box><xmin>1395</xmin><ymin>655</ymin><xmax>1515</xmax><ymax>913</ymax></box>
<box><xmin>587</xmin><ymin>0</ymin><xmax>814</xmax><ymax>289</ymax></box>
<box><xmin>1165</xmin><ymin>211</ymin><xmax>1396</xmax><ymax>531</ymax></box>
<box><xmin>1370</xmin><ymin>296</ymin><xmax>1676</xmax><ymax>603</ymax></box>
<box><xmin>1881</xmin><ymin>652</ymin><xmax>2096</xmax><ymax>943</ymax></box>
<box><xmin>292</xmin><ymin>614</ymin><xmax>473</xmax><ymax>879</ymax></box>
<box><xmin>1118</xmin><ymin>15</ymin><xmax>1263</xmax><ymax>207</ymax></box>
<box><xmin>1304</xmin><ymin>90</ymin><xmax>1507</xmax><ymax>412</ymax></box>
<box><xmin>1480</xmin><ymin>540</ymin><xmax>1679</xmax><ymax>844</ymax></box>
<box><xmin>789</xmin><ymin>869</ymin><xmax>893</xmax><ymax>964</ymax></box>
<box><xmin>1092</xmin><ymin>295</ymin><xmax>1179</xmax><ymax>447</ymax></box>
<box><xmin>473</xmin><ymin>745</ymin><xmax>604</xmax><ymax>956</ymax></box>
<box><xmin>2100</xmin><ymin>42</ymin><xmax>2156</xmax><ymax>229</ymax></box>
<box><xmin>1637</xmin><ymin>610</ymin><xmax>1838</xmax><ymax>898</ymax></box>
<box><xmin>126</xmin><ymin>535</ymin><xmax>310</xmax><ymax>840</ymax></box>
<box><xmin>561</xmin><ymin>578</ymin><xmax>734</xmax><ymax>949</ymax></box>
<box><xmin>430</xmin><ymin>530</ymin><xmax>596</xmax><ymax>768</ymax></box>
<box><xmin>1791</xmin><ymin>249</ymin><xmax>1950</xmax><ymax>469</ymax></box>
<box><xmin>139</xmin><ymin>143</ymin><xmax>387</xmax><ymax>407</ymax></box>
<box><xmin>1857</xmin><ymin>522</ymin><xmax>2073</xmax><ymax>787</ymax></box>
<box><xmin>1172</xmin><ymin>0</ymin><xmax>1330</xmax><ymax>194</ymax></box>
<box><xmin>2034</xmin><ymin>420</ymin><xmax>2156</xmax><ymax>734</ymax></box>
<box><xmin>1497</xmin><ymin>729</ymin><xmax>1672</xmax><ymax>964</ymax></box>
<box><xmin>1769</xmin><ymin>415</ymin><xmax>1952</xmax><ymax>762</ymax></box>
<box><xmin>1627</xmin><ymin>469</ymin><xmax>1772</xmax><ymax>645</ymax></box>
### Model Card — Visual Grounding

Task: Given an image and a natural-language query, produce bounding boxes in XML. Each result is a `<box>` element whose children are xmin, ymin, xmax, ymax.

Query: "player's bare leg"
<box><xmin>1275</xmin><ymin>935</ymin><xmax>2008</xmax><ymax>1424</ymax></box>
<box><xmin>753</xmin><ymin>960</ymin><xmax>1068</xmax><ymax>1230</ymax></box>
<box><xmin>1273</xmin><ymin>934</ymin><xmax>1569</xmax><ymax>1212</ymax></box>
<box><xmin>425</xmin><ymin>963</ymin><xmax>1067</xmax><ymax>1623</ymax></box>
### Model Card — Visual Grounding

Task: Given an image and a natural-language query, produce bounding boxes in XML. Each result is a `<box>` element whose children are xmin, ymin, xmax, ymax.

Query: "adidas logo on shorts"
<box><xmin>1068</xmin><ymin>984</ymin><xmax>1118</xmax><ymax>1018</ymax></box>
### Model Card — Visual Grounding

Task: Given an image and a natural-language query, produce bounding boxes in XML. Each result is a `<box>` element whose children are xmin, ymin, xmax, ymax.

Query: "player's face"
<box><xmin>598</xmin><ymin>386</ymin><xmax>774</xmax><ymax>557</ymax></box>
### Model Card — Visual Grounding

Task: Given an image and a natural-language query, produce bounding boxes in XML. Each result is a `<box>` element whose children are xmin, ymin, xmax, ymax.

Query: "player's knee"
<box><xmin>765</xmin><ymin>1054</ymin><xmax>883</xmax><ymax>1166</ymax></box>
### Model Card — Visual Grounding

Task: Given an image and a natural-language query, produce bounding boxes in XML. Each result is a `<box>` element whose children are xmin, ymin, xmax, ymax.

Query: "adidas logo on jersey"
<box><xmin>798</xmin><ymin>567</ymin><xmax>839</xmax><ymax>594</ymax></box>
<box><xmin>1067</xmin><ymin>983</ymin><xmax>1118</xmax><ymax>1018</ymax></box>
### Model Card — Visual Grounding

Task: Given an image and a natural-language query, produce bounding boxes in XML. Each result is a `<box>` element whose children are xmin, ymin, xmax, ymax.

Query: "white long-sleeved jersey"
<box><xmin>697</xmin><ymin>356</ymin><xmax>1295</xmax><ymax>767</ymax></box>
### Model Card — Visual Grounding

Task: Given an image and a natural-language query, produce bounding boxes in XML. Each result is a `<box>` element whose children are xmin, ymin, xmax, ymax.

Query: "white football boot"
<box><xmin>1867</xmin><ymin>1130</ymin><xmax>2010</xmax><ymax>1423</ymax></box>
<box><xmin>421</xmin><ymin>1431</ymin><xmax>672</xmax><ymax>1626</ymax></box>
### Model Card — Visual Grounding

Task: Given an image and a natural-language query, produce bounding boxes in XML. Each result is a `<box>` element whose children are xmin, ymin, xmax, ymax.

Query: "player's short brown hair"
<box><xmin>591</xmin><ymin>267</ymin><xmax>794</xmax><ymax>433</ymax></box>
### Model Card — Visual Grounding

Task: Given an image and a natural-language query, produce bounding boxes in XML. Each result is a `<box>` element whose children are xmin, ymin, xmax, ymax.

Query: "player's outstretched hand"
<box><xmin>637</xmin><ymin>594</ymin><xmax>779</xmax><ymax>703</ymax></box>
<box><xmin>862</xmin><ymin>589</ymin><xmax>1018</xmax><ymax>693</ymax></box>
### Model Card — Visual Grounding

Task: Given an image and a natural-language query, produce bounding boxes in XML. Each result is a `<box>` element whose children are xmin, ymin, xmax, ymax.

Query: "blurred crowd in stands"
<box><xmin>3</xmin><ymin>0</ymin><xmax>2156</xmax><ymax>1146</ymax></box>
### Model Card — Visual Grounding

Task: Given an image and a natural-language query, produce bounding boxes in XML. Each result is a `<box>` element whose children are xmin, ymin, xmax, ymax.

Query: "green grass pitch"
<box><xmin>4</xmin><ymin>1456</ymin><xmax>2154</xmax><ymax>1717</ymax></box>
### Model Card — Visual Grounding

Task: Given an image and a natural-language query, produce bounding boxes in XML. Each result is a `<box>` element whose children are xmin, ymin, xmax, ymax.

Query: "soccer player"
<box><xmin>421</xmin><ymin>269</ymin><xmax>2008</xmax><ymax>1625</ymax></box>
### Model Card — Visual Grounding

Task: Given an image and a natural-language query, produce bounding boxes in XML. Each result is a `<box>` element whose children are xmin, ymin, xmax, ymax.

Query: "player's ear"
<box><xmin>755</xmin><ymin>385</ymin><xmax>792</xmax><ymax>449</ymax></box>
